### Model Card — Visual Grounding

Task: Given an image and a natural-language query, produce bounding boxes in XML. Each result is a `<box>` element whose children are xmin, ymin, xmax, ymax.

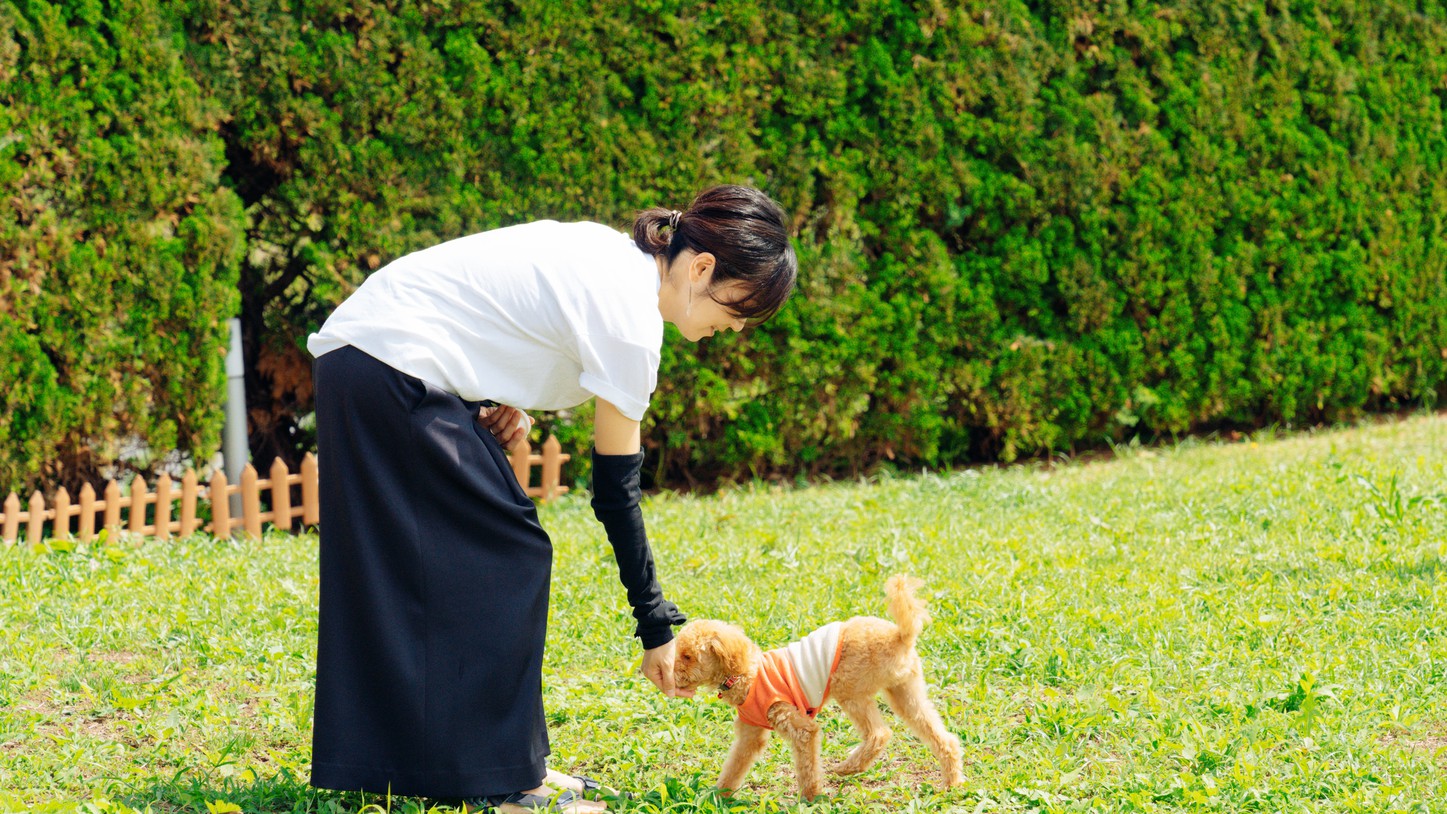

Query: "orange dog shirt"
<box><xmin>738</xmin><ymin>622</ymin><xmax>843</xmax><ymax>729</ymax></box>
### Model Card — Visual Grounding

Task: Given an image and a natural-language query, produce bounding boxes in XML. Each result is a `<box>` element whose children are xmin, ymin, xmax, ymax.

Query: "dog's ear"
<box><xmin>687</xmin><ymin>626</ymin><xmax>729</xmax><ymax>671</ymax></box>
<box><xmin>708</xmin><ymin>625</ymin><xmax>752</xmax><ymax>677</ymax></box>
<box><xmin>675</xmin><ymin>622</ymin><xmax>722</xmax><ymax>672</ymax></box>
<box><xmin>699</xmin><ymin>632</ymin><xmax>723</xmax><ymax>660</ymax></box>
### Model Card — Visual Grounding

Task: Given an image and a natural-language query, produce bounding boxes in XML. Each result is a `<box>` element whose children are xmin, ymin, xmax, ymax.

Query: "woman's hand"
<box><xmin>477</xmin><ymin>404</ymin><xmax>533</xmax><ymax>448</ymax></box>
<box><xmin>642</xmin><ymin>639</ymin><xmax>695</xmax><ymax>698</ymax></box>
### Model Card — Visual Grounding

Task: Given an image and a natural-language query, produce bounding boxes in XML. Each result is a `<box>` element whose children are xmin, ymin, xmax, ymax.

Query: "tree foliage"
<box><xmin>3</xmin><ymin>0</ymin><xmax>1444</xmax><ymax>492</ymax></box>
<box><xmin>0</xmin><ymin>0</ymin><xmax>242</xmax><ymax>493</ymax></box>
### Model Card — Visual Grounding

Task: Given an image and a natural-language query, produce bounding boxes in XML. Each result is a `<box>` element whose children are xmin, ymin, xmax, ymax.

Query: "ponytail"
<box><xmin>631</xmin><ymin>207</ymin><xmax>682</xmax><ymax>257</ymax></box>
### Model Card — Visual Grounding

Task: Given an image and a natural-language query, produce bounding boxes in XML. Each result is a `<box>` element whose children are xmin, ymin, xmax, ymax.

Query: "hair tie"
<box><xmin>668</xmin><ymin>210</ymin><xmax>682</xmax><ymax>230</ymax></box>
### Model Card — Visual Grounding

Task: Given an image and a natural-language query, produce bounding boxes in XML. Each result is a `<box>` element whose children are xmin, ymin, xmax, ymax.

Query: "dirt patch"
<box><xmin>1382</xmin><ymin>728</ymin><xmax>1447</xmax><ymax>766</ymax></box>
<box><xmin>1402</xmin><ymin>736</ymin><xmax>1447</xmax><ymax>752</ymax></box>
<box><xmin>13</xmin><ymin>687</ymin><xmax>134</xmax><ymax>743</ymax></box>
<box><xmin>13</xmin><ymin>689</ymin><xmax>57</xmax><ymax>717</ymax></box>
<box><xmin>838</xmin><ymin>753</ymin><xmax>949</xmax><ymax>790</ymax></box>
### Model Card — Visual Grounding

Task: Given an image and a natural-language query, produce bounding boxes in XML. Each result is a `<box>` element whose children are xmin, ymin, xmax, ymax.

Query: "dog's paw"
<box><xmin>827</xmin><ymin>760</ymin><xmax>865</xmax><ymax>776</ymax></box>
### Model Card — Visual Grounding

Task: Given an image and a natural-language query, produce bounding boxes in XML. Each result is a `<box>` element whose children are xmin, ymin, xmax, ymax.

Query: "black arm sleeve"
<box><xmin>590</xmin><ymin>449</ymin><xmax>687</xmax><ymax>648</ymax></box>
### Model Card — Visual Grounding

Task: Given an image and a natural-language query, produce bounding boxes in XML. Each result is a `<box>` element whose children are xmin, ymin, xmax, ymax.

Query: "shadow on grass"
<box><xmin>109</xmin><ymin>768</ymin><xmax>427</xmax><ymax>814</ymax></box>
<box><xmin>108</xmin><ymin>770</ymin><xmax>759</xmax><ymax>814</ymax></box>
<box><xmin>1375</xmin><ymin>555</ymin><xmax>1447</xmax><ymax>582</ymax></box>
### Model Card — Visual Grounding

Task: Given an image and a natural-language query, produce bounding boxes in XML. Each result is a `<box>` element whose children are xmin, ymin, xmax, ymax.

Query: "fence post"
<box><xmin>180</xmin><ymin>470</ymin><xmax>198</xmax><ymax>536</ymax></box>
<box><xmin>542</xmin><ymin>436</ymin><xmax>563</xmax><ymax>501</ymax></box>
<box><xmin>27</xmin><ymin>491</ymin><xmax>45</xmax><ymax>547</ymax></box>
<box><xmin>270</xmin><ymin>458</ymin><xmax>292</xmax><ymax>533</ymax></box>
<box><xmin>241</xmin><ymin>464</ymin><xmax>261</xmax><ymax>539</ymax></box>
<box><xmin>3</xmin><ymin>493</ymin><xmax>18</xmax><ymax>544</ymax></box>
<box><xmin>103</xmin><ymin>481</ymin><xmax>121</xmax><ymax>534</ymax></box>
<box><xmin>211</xmin><ymin>471</ymin><xmax>231</xmax><ymax>540</ymax></box>
<box><xmin>301</xmin><ymin>453</ymin><xmax>319</xmax><ymax>525</ymax></box>
<box><xmin>128</xmin><ymin>476</ymin><xmax>148</xmax><ymax>535</ymax></box>
<box><xmin>154</xmin><ymin>474</ymin><xmax>172</xmax><ymax>537</ymax></box>
<box><xmin>53</xmin><ymin>487</ymin><xmax>71</xmax><ymax>541</ymax></box>
<box><xmin>79</xmin><ymin>483</ymin><xmax>96</xmax><ymax>542</ymax></box>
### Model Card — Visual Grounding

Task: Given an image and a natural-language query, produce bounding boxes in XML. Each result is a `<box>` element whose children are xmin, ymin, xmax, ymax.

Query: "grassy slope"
<box><xmin>1</xmin><ymin>414</ymin><xmax>1444</xmax><ymax>813</ymax></box>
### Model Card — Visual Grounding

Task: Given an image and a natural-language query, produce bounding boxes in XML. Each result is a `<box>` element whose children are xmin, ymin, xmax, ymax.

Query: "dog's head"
<box><xmin>672</xmin><ymin>619</ymin><xmax>759</xmax><ymax>694</ymax></box>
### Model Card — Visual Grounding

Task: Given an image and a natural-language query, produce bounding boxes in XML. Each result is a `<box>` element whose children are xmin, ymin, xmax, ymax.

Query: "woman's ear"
<box><xmin>689</xmin><ymin>251</ymin><xmax>716</xmax><ymax>285</ymax></box>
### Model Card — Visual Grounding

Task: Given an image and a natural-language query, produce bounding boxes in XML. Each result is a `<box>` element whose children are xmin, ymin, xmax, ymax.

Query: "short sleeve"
<box><xmin>576</xmin><ymin>333</ymin><xmax>659</xmax><ymax>421</ymax></box>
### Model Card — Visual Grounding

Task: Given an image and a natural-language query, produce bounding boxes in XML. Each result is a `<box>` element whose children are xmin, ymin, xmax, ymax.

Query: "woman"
<box><xmin>306</xmin><ymin>184</ymin><xmax>797</xmax><ymax>812</ymax></box>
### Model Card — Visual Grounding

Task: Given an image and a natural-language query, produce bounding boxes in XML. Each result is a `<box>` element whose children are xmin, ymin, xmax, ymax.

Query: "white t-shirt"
<box><xmin>307</xmin><ymin>220</ymin><xmax>663</xmax><ymax>421</ymax></box>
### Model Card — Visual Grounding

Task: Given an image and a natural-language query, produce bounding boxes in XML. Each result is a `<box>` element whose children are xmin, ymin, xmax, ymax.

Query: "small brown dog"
<box><xmin>672</xmin><ymin>576</ymin><xmax>963</xmax><ymax>800</ymax></box>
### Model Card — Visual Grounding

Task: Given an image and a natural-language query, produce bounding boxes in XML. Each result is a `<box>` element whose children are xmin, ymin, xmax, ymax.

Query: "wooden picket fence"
<box><xmin>1</xmin><ymin>436</ymin><xmax>570</xmax><ymax>546</ymax></box>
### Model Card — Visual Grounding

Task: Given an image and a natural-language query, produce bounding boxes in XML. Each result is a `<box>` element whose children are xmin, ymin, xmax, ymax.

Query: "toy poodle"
<box><xmin>672</xmin><ymin>575</ymin><xmax>963</xmax><ymax>800</ymax></box>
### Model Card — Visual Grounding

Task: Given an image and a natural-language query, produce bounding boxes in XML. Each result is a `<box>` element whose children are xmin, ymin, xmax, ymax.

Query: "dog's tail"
<box><xmin>885</xmin><ymin>574</ymin><xmax>930</xmax><ymax>646</ymax></box>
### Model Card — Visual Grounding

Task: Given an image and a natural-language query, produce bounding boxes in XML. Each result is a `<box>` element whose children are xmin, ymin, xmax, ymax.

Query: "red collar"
<box><xmin>718</xmin><ymin>675</ymin><xmax>742</xmax><ymax>698</ymax></box>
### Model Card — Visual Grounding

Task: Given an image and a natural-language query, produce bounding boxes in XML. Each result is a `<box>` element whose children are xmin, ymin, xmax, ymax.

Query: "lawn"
<box><xmin>2</xmin><ymin>413</ymin><xmax>1445</xmax><ymax>813</ymax></box>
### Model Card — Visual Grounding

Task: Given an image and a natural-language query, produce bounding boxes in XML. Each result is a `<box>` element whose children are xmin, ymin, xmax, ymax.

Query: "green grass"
<box><xmin>3</xmin><ymin>414</ymin><xmax>1446</xmax><ymax>813</ymax></box>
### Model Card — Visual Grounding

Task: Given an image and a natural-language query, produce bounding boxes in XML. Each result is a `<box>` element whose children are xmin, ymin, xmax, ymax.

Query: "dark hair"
<box><xmin>632</xmin><ymin>184</ymin><xmax>798</xmax><ymax>322</ymax></box>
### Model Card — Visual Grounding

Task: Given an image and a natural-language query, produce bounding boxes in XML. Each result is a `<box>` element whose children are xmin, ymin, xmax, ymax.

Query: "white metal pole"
<box><xmin>224</xmin><ymin>318</ymin><xmax>247</xmax><ymax>517</ymax></box>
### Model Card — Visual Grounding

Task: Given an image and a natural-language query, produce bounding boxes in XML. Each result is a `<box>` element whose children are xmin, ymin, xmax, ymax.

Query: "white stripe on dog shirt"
<box><xmin>782</xmin><ymin>621</ymin><xmax>842</xmax><ymax>711</ymax></box>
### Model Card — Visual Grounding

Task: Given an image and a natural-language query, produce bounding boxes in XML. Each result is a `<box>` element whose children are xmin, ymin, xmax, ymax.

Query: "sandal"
<box><xmin>462</xmin><ymin>788</ymin><xmax>586</xmax><ymax>813</ymax></box>
<box><xmin>571</xmin><ymin>774</ymin><xmax>635</xmax><ymax>803</ymax></box>
<box><xmin>461</xmin><ymin>776</ymin><xmax>628</xmax><ymax>811</ymax></box>
<box><xmin>571</xmin><ymin>775</ymin><xmax>601</xmax><ymax>795</ymax></box>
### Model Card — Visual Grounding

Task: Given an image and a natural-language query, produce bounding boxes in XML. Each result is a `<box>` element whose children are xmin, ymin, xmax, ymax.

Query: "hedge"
<box><xmin>0</xmin><ymin>0</ymin><xmax>242</xmax><ymax>494</ymax></box>
<box><xmin>4</xmin><ymin>0</ymin><xmax>1445</xmax><ymax>493</ymax></box>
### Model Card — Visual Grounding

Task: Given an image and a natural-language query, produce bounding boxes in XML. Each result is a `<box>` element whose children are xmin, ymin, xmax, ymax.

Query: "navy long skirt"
<box><xmin>310</xmin><ymin>345</ymin><xmax>552</xmax><ymax>798</ymax></box>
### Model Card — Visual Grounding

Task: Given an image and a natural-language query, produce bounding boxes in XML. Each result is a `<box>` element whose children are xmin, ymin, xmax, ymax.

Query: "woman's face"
<box><xmin>657</xmin><ymin>251</ymin><xmax>748</xmax><ymax>343</ymax></box>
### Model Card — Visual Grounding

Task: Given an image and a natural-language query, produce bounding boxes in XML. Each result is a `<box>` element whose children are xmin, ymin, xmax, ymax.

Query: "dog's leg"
<box><xmin>717</xmin><ymin>716</ymin><xmax>770</xmax><ymax>793</ymax></box>
<box><xmin>829</xmin><ymin>696</ymin><xmax>892</xmax><ymax>776</ymax></box>
<box><xmin>767</xmin><ymin>702</ymin><xmax>824</xmax><ymax>800</ymax></box>
<box><xmin>884</xmin><ymin>676</ymin><xmax>964</xmax><ymax>788</ymax></box>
